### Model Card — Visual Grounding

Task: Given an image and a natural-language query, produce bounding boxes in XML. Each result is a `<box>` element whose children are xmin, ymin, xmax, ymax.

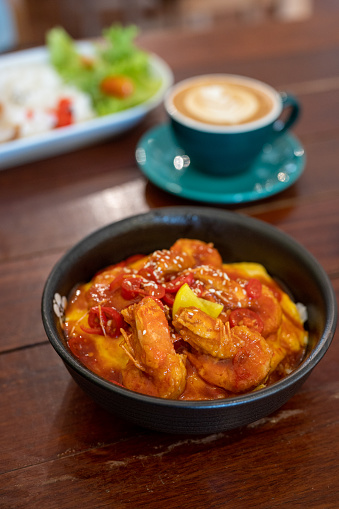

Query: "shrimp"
<box><xmin>173</xmin><ymin>307</ymin><xmax>272</xmax><ymax>393</ymax></box>
<box><xmin>173</xmin><ymin>307</ymin><xmax>270</xmax><ymax>358</ymax></box>
<box><xmin>170</xmin><ymin>239</ymin><xmax>223</xmax><ymax>268</ymax></box>
<box><xmin>188</xmin><ymin>265</ymin><xmax>282</xmax><ymax>336</ymax></box>
<box><xmin>120</xmin><ymin>297</ymin><xmax>186</xmax><ymax>399</ymax></box>
<box><xmin>189</xmin><ymin>265</ymin><xmax>249</xmax><ymax>309</ymax></box>
<box><xmin>186</xmin><ymin>346</ymin><xmax>271</xmax><ymax>394</ymax></box>
<box><xmin>250</xmin><ymin>285</ymin><xmax>282</xmax><ymax>337</ymax></box>
<box><xmin>140</xmin><ymin>239</ymin><xmax>222</xmax><ymax>282</ymax></box>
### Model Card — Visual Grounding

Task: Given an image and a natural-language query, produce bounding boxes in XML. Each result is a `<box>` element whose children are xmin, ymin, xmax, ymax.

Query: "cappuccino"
<box><xmin>164</xmin><ymin>74</ymin><xmax>299</xmax><ymax>175</ymax></box>
<box><xmin>170</xmin><ymin>76</ymin><xmax>276</xmax><ymax>128</ymax></box>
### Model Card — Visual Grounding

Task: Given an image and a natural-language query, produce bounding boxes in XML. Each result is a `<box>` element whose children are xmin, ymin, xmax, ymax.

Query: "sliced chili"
<box><xmin>120</xmin><ymin>276</ymin><xmax>165</xmax><ymax>300</ymax></box>
<box><xmin>162</xmin><ymin>292</ymin><xmax>175</xmax><ymax>307</ymax></box>
<box><xmin>138</xmin><ymin>266</ymin><xmax>158</xmax><ymax>282</ymax></box>
<box><xmin>109</xmin><ymin>272</ymin><xmax>125</xmax><ymax>293</ymax></box>
<box><xmin>103</xmin><ymin>307</ymin><xmax>125</xmax><ymax>337</ymax></box>
<box><xmin>80</xmin><ymin>324</ymin><xmax>103</xmax><ymax>335</ymax></box>
<box><xmin>163</xmin><ymin>273</ymin><xmax>194</xmax><ymax>293</ymax></box>
<box><xmin>143</xmin><ymin>281</ymin><xmax>165</xmax><ymax>299</ymax></box>
<box><xmin>120</xmin><ymin>276</ymin><xmax>144</xmax><ymax>299</ymax></box>
<box><xmin>83</xmin><ymin>305</ymin><xmax>124</xmax><ymax>338</ymax></box>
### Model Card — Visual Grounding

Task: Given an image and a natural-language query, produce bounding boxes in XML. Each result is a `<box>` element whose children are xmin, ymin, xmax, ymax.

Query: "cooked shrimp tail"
<box><xmin>121</xmin><ymin>297</ymin><xmax>186</xmax><ymax>398</ymax></box>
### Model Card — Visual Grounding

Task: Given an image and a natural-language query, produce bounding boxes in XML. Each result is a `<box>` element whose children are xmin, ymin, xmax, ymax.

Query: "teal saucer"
<box><xmin>136</xmin><ymin>123</ymin><xmax>305</xmax><ymax>204</ymax></box>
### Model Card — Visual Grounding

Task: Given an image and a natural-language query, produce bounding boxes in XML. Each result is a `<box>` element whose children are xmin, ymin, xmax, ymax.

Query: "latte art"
<box><xmin>172</xmin><ymin>78</ymin><xmax>274</xmax><ymax>126</ymax></box>
<box><xmin>185</xmin><ymin>85</ymin><xmax>259</xmax><ymax>124</ymax></box>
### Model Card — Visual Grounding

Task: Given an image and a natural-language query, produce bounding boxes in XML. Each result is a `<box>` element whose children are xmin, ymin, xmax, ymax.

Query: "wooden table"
<box><xmin>1</xmin><ymin>4</ymin><xmax>339</xmax><ymax>508</ymax></box>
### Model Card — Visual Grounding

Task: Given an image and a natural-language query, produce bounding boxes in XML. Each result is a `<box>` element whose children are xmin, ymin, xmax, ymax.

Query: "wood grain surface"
<box><xmin>1</xmin><ymin>4</ymin><xmax>338</xmax><ymax>508</ymax></box>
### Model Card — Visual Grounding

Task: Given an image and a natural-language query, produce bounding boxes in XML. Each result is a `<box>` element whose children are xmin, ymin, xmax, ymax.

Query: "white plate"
<box><xmin>0</xmin><ymin>43</ymin><xmax>173</xmax><ymax>169</ymax></box>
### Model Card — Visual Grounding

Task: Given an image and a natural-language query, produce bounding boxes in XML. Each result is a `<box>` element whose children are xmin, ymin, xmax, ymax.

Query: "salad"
<box><xmin>47</xmin><ymin>25</ymin><xmax>162</xmax><ymax>116</ymax></box>
<box><xmin>0</xmin><ymin>25</ymin><xmax>162</xmax><ymax>143</ymax></box>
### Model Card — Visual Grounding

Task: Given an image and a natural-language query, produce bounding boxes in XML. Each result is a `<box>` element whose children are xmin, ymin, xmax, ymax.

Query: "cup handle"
<box><xmin>273</xmin><ymin>92</ymin><xmax>300</xmax><ymax>135</ymax></box>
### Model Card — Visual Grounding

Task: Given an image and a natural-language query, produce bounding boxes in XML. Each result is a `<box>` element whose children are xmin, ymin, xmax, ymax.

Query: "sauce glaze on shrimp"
<box><xmin>63</xmin><ymin>239</ymin><xmax>308</xmax><ymax>400</ymax></box>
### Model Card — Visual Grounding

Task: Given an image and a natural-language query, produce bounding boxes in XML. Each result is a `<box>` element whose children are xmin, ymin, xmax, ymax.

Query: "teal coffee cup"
<box><xmin>164</xmin><ymin>74</ymin><xmax>300</xmax><ymax>175</ymax></box>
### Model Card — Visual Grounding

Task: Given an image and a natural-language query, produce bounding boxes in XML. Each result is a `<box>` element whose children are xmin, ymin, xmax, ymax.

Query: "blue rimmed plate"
<box><xmin>136</xmin><ymin>123</ymin><xmax>305</xmax><ymax>204</ymax></box>
<box><xmin>0</xmin><ymin>45</ymin><xmax>173</xmax><ymax>170</ymax></box>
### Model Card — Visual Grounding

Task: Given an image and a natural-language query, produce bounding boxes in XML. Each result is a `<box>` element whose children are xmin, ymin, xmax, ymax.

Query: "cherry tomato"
<box><xmin>100</xmin><ymin>75</ymin><xmax>134</xmax><ymax>98</ymax></box>
<box><xmin>245</xmin><ymin>279</ymin><xmax>262</xmax><ymax>299</ymax></box>
<box><xmin>229</xmin><ymin>308</ymin><xmax>264</xmax><ymax>334</ymax></box>
<box><xmin>55</xmin><ymin>98</ymin><xmax>73</xmax><ymax>128</ymax></box>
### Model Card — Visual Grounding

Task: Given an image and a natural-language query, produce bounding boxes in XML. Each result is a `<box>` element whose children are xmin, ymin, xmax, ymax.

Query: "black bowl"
<box><xmin>41</xmin><ymin>207</ymin><xmax>337</xmax><ymax>434</ymax></box>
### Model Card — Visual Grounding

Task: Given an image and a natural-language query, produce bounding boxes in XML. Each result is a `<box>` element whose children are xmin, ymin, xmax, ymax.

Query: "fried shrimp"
<box><xmin>173</xmin><ymin>307</ymin><xmax>272</xmax><ymax>392</ymax></box>
<box><xmin>120</xmin><ymin>297</ymin><xmax>187</xmax><ymax>398</ymax></box>
<box><xmin>140</xmin><ymin>238</ymin><xmax>222</xmax><ymax>282</ymax></box>
<box><xmin>64</xmin><ymin>238</ymin><xmax>308</xmax><ymax>400</ymax></box>
<box><xmin>186</xmin><ymin>344</ymin><xmax>272</xmax><ymax>393</ymax></box>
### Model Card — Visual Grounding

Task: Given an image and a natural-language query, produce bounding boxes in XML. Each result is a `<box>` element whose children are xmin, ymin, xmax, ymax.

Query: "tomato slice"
<box><xmin>100</xmin><ymin>75</ymin><xmax>134</xmax><ymax>98</ymax></box>
<box><xmin>55</xmin><ymin>98</ymin><xmax>73</xmax><ymax>128</ymax></box>
<box><xmin>229</xmin><ymin>308</ymin><xmax>264</xmax><ymax>334</ymax></box>
<box><xmin>245</xmin><ymin>279</ymin><xmax>262</xmax><ymax>299</ymax></box>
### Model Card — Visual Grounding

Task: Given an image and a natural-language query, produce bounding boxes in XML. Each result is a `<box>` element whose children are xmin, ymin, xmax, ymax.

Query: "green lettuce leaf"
<box><xmin>46</xmin><ymin>25</ymin><xmax>161</xmax><ymax>116</ymax></box>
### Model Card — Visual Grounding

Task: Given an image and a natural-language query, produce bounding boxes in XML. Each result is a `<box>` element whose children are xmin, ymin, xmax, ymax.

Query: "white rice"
<box><xmin>296</xmin><ymin>302</ymin><xmax>308</xmax><ymax>323</ymax></box>
<box><xmin>0</xmin><ymin>62</ymin><xmax>95</xmax><ymax>142</ymax></box>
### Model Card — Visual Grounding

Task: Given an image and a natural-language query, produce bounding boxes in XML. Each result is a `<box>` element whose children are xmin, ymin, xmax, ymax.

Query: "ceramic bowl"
<box><xmin>41</xmin><ymin>207</ymin><xmax>337</xmax><ymax>434</ymax></box>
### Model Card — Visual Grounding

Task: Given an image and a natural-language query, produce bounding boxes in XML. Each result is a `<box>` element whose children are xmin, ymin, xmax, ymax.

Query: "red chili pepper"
<box><xmin>83</xmin><ymin>306</ymin><xmax>124</xmax><ymax>338</ymax></box>
<box><xmin>80</xmin><ymin>324</ymin><xmax>103</xmax><ymax>335</ymax></box>
<box><xmin>229</xmin><ymin>308</ymin><xmax>264</xmax><ymax>334</ymax></box>
<box><xmin>101</xmin><ymin>306</ymin><xmax>124</xmax><ymax>337</ymax></box>
<box><xmin>163</xmin><ymin>273</ymin><xmax>194</xmax><ymax>293</ymax></box>
<box><xmin>162</xmin><ymin>292</ymin><xmax>175</xmax><ymax>307</ymax></box>
<box><xmin>245</xmin><ymin>279</ymin><xmax>262</xmax><ymax>299</ymax></box>
<box><xmin>143</xmin><ymin>281</ymin><xmax>165</xmax><ymax>299</ymax></box>
<box><xmin>120</xmin><ymin>276</ymin><xmax>143</xmax><ymax>299</ymax></box>
<box><xmin>138</xmin><ymin>266</ymin><xmax>158</xmax><ymax>282</ymax></box>
<box><xmin>121</xmin><ymin>276</ymin><xmax>165</xmax><ymax>300</ymax></box>
<box><xmin>55</xmin><ymin>98</ymin><xmax>73</xmax><ymax>128</ymax></box>
<box><xmin>109</xmin><ymin>273</ymin><xmax>125</xmax><ymax>293</ymax></box>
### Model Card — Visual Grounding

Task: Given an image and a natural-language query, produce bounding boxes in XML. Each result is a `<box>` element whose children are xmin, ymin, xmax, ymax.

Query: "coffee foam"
<box><xmin>184</xmin><ymin>84</ymin><xmax>260</xmax><ymax>124</ymax></box>
<box><xmin>170</xmin><ymin>77</ymin><xmax>278</xmax><ymax>129</ymax></box>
